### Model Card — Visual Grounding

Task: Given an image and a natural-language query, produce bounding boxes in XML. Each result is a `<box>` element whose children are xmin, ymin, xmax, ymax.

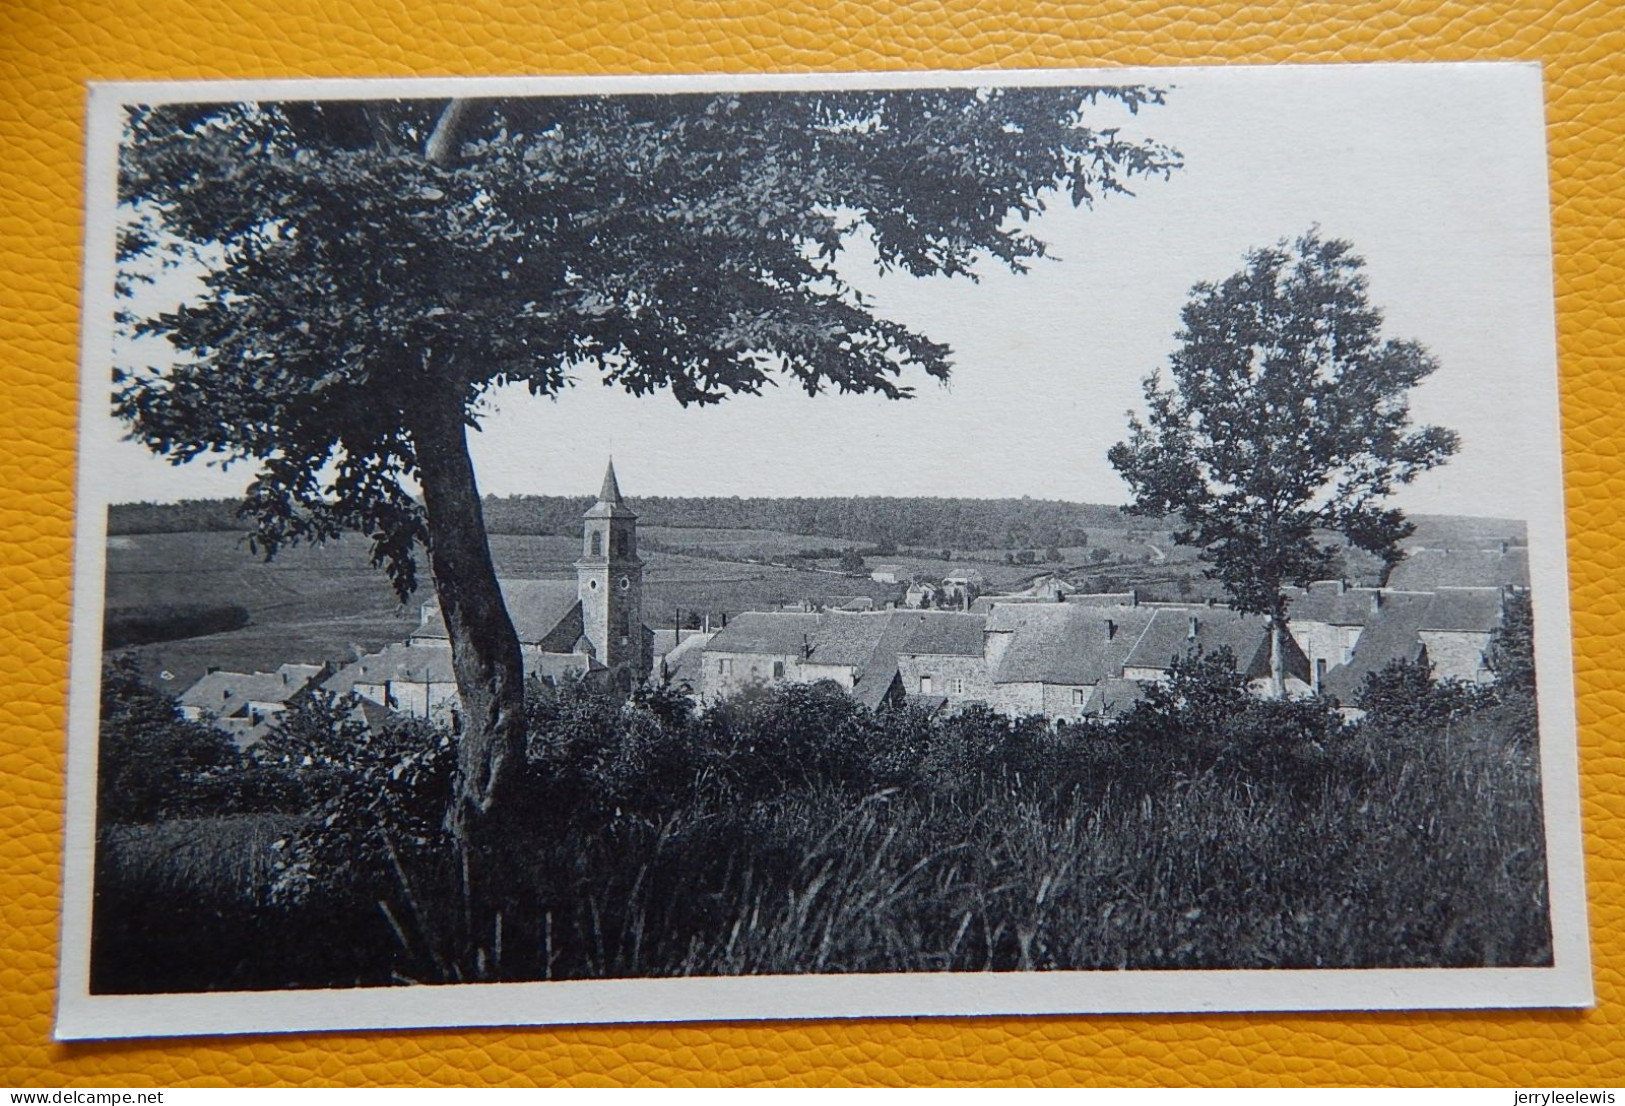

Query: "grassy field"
<box><xmin>106</xmin><ymin>532</ymin><xmax>419</xmax><ymax>688</ymax></box>
<box><xmin>103</xmin><ymin>529</ymin><xmax>907</xmax><ymax>685</ymax></box>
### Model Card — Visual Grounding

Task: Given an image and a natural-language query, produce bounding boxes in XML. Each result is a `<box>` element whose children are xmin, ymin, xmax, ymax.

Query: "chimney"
<box><xmin>1104</xmin><ymin>618</ymin><xmax>1116</xmax><ymax>642</ymax></box>
<box><xmin>1187</xmin><ymin>615</ymin><xmax>1199</xmax><ymax>640</ymax></box>
<box><xmin>1335</xmin><ymin>579</ymin><xmax>1346</xmax><ymax>595</ymax></box>
<box><xmin>1371</xmin><ymin>591</ymin><xmax>1384</xmax><ymax>613</ymax></box>
<box><xmin>1498</xmin><ymin>540</ymin><xmax>1509</xmax><ymax>554</ymax></box>
<box><xmin>1128</xmin><ymin>588</ymin><xmax>1138</xmax><ymax>607</ymax></box>
<box><xmin>803</xmin><ymin>633</ymin><xmax>812</xmax><ymax>660</ymax></box>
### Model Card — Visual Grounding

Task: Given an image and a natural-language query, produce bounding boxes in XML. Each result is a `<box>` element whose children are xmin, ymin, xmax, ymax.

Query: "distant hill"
<box><xmin>108</xmin><ymin>497</ymin><xmax>1527</xmax><ymax>559</ymax></box>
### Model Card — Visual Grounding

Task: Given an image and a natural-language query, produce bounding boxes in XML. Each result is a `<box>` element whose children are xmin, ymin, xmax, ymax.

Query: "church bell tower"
<box><xmin>576</xmin><ymin>459</ymin><xmax>646</xmax><ymax>685</ymax></box>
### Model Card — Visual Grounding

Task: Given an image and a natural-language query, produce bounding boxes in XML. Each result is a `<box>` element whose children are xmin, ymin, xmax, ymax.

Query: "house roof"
<box><xmin>853</xmin><ymin>623</ymin><xmax>918</xmax><ymax>710</ymax></box>
<box><xmin>412</xmin><ymin>580</ymin><xmax>581</xmax><ymax>646</ymax></box>
<box><xmin>704</xmin><ymin>611</ymin><xmax>826</xmax><ymax>657</ymax></box>
<box><xmin>898</xmin><ymin>612</ymin><xmax>987</xmax><ymax>657</ymax></box>
<box><xmin>326</xmin><ymin>643</ymin><xmax>459</xmax><ymax>688</ymax></box>
<box><xmin>703</xmin><ymin>610</ymin><xmax>965</xmax><ymax>710</ymax></box>
<box><xmin>1284</xmin><ymin>582</ymin><xmax>1382</xmax><ymax>626</ymax></box>
<box><xmin>324</xmin><ymin>641</ymin><xmax>596</xmax><ymax>697</ymax></box>
<box><xmin>180</xmin><ymin>666</ymin><xmax>319</xmax><ymax>715</ymax></box>
<box><xmin>665</xmin><ymin>646</ymin><xmax>709</xmax><ymax>694</ymax></box>
<box><xmin>1320</xmin><ymin>591</ymin><xmax>1434</xmax><ymax>699</ymax></box>
<box><xmin>988</xmin><ymin>604</ymin><xmax>1153</xmax><ymax>686</ymax></box>
<box><xmin>523</xmin><ymin>650</ymin><xmax>599</xmax><ymax>683</ymax></box>
<box><xmin>1066</xmin><ymin>590</ymin><xmax>1139</xmax><ymax>607</ymax></box>
<box><xmin>1419</xmin><ymin>587</ymin><xmax>1505</xmax><ymax>633</ymax></box>
<box><xmin>1386</xmin><ymin>546</ymin><xmax>1529</xmax><ymax>590</ymax></box>
<box><xmin>1121</xmin><ymin>607</ymin><xmax>1287</xmax><ymax>681</ymax></box>
<box><xmin>970</xmin><ymin>590</ymin><xmax>1136</xmax><ymax>614</ymax></box>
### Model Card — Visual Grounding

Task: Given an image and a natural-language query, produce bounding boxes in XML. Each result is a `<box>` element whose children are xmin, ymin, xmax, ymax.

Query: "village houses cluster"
<box><xmin>178</xmin><ymin>462</ymin><xmax>1529</xmax><ymax>745</ymax></box>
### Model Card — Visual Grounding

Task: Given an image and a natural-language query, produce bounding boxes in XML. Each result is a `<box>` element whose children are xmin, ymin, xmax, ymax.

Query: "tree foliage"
<box><xmin>117</xmin><ymin>88</ymin><xmax>1178</xmax><ymax>591</ymax></box>
<box><xmin>1108</xmin><ymin>230</ymin><xmax>1459</xmax><ymax>690</ymax></box>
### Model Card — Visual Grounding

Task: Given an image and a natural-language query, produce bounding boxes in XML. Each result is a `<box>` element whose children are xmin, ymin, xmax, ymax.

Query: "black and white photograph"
<box><xmin>58</xmin><ymin>62</ymin><xmax>1590</xmax><ymax>1039</ymax></box>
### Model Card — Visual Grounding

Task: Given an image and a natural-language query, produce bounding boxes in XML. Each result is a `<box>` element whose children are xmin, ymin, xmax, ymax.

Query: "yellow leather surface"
<box><xmin>3</xmin><ymin>0</ymin><xmax>1621</xmax><ymax>1086</ymax></box>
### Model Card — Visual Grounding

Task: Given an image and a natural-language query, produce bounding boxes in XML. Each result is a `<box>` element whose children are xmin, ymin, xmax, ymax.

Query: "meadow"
<box><xmin>103</xmin><ymin>529</ymin><xmax>906</xmax><ymax>687</ymax></box>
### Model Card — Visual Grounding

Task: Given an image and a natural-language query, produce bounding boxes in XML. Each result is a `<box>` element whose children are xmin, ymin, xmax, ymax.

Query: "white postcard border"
<box><xmin>56</xmin><ymin>62</ymin><xmax>1593</xmax><ymax>1041</ymax></box>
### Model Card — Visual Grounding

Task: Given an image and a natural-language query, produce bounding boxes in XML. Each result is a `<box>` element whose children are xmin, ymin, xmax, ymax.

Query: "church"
<box><xmin>322</xmin><ymin>460</ymin><xmax>654</xmax><ymax>725</ymax></box>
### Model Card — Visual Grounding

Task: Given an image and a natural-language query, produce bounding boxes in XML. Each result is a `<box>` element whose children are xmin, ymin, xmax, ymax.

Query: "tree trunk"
<box><xmin>1268</xmin><ymin>615</ymin><xmax>1287</xmax><ymax>700</ymax></box>
<box><xmin>406</xmin><ymin>381</ymin><xmax>527</xmax><ymax>975</ymax></box>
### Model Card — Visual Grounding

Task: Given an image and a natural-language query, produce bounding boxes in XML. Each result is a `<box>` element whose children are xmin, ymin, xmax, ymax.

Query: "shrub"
<box><xmin>97</xmin><ymin>656</ymin><xmax>244</xmax><ymax>824</ymax></box>
<box><xmin>1354</xmin><ymin>658</ymin><xmax>1479</xmax><ymax>733</ymax></box>
<box><xmin>91</xmin><ymin>652</ymin><xmax>1553</xmax><ymax>990</ymax></box>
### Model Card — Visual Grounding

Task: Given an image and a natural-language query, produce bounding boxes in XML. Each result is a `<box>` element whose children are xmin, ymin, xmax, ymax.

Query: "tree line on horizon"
<box><xmin>107</xmin><ymin>494</ymin><xmax>1140</xmax><ymax>552</ymax></box>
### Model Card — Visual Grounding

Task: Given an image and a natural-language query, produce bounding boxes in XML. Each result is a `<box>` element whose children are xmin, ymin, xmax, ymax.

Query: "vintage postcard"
<box><xmin>58</xmin><ymin>61</ymin><xmax>1590</xmax><ymax>1040</ymax></box>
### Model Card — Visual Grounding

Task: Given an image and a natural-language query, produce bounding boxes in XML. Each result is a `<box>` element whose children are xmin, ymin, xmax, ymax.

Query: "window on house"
<box><xmin>1315</xmin><ymin>658</ymin><xmax>1328</xmax><ymax>686</ymax></box>
<box><xmin>773</xmin><ymin>661</ymin><xmax>785</xmax><ymax>678</ymax></box>
<box><xmin>719</xmin><ymin>659</ymin><xmax>733</xmax><ymax>676</ymax></box>
<box><xmin>920</xmin><ymin>675</ymin><xmax>933</xmax><ymax>694</ymax></box>
<box><xmin>1072</xmin><ymin>688</ymin><xmax>1087</xmax><ymax>706</ymax></box>
<box><xmin>948</xmin><ymin>677</ymin><xmax>965</xmax><ymax>695</ymax></box>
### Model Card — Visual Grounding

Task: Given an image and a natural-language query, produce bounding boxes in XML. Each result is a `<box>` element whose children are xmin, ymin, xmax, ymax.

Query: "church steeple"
<box><xmin>585</xmin><ymin>458</ymin><xmax>636</xmax><ymax>520</ymax></box>
<box><xmin>599</xmin><ymin>458</ymin><xmax>624</xmax><ymax>505</ymax></box>
<box><xmin>576</xmin><ymin>458</ymin><xmax>647</xmax><ymax>688</ymax></box>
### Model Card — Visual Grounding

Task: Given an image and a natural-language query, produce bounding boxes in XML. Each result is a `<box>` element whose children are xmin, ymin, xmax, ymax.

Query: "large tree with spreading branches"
<box><xmin>115</xmin><ymin>88</ymin><xmax>1179</xmax><ymax>960</ymax></box>
<box><xmin>1109</xmin><ymin>230</ymin><xmax>1459</xmax><ymax>697</ymax></box>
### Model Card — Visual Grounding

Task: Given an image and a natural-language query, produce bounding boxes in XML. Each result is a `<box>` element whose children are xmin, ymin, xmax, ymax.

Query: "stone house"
<box><xmin>979</xmin><ymin>603</ymin><xmax>1154</xmax><ymax>719</ymax></box>
<box><xmin>893</xmin><ymin>612</ymin><xmax>994</xmax><ymax>712</ymax></box>
<box><xmin>178</xmin><ymin>662</ymin><xmax>326</xmax><ymax>747</ymax></box>
<box><xmin>698</xmin><ymin>609</ymin><xmax>922</xmax><ymax>710</ymax></box>
<box><xmin>1416</xmin><ymin>586</ymin><xmax>1507</xmax><ymax>684</ymax></box>
<box><xmin>1284</xmin><ymin>581</ymin><xmax>1383</xmax><ymax>692</ymax></box>
<box><xmin>1120</xmin><ymin>606</ymin><xmax>1313</xmax><ymax>696</ymax></box>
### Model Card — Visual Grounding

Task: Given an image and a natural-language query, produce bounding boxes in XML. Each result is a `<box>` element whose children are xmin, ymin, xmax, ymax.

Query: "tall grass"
<box><xmin>91</xmin><ymin>667</ymin><xmax>1551</xmax><ymax>993</ymax></box>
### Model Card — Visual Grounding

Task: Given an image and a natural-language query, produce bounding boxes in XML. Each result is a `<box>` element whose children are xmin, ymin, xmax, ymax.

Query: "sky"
<box><xmin>95</xmin><ymin>64</ymin><xmax>1560</xmax><ymax>518</ymax></box>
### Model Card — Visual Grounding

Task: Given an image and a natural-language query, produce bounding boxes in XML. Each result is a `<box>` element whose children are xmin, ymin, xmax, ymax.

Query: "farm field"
<box><xmin>1405</xmin><ymin>514</ymin><xmax>1528</xmax><ymax>549</ymax></box>
<box><xmin>103</xmin><ymin>528</ymin><xmax>905</xmax><ymax>686</ymax></box>
<box><xmin>105</xmin><ymin>532</ymin><xmax>419</xmax><ymax>689</ymax></box>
